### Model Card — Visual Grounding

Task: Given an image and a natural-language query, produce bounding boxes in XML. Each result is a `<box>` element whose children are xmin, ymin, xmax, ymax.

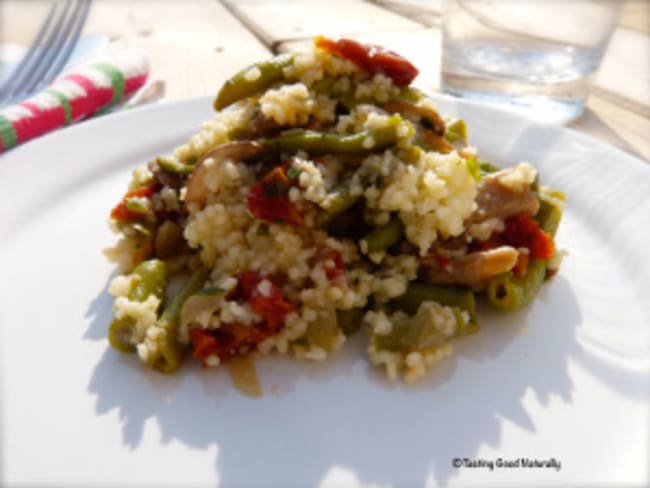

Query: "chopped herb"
<box><xmin>478</xmin><ymin>160</ymin><xmax>500</xmax><ymax>175</ymax></box>
<box><xmin>287</xmin><ymin>166</ymin><xmax>302</xmax><ymax>180</ymax></box>
<box><xmin>195</xmin><ymin>287</ymin><xmax>225</xmax><ymax>296</ymax></box>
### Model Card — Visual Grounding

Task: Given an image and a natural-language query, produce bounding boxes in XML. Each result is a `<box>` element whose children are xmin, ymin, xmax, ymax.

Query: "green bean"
<box><xmin>108</xmin><ymin>318</ymin><xmax>138</xmax><ymax>353</ymax></box>
<box><xmin>261</xmin><ymin>115</ymin><xmax>407</xmax><ymax>155</ymax></box>
<box><xmin>129</xmin><ymin>260</ymin><xmax>167</xmax><ymax>301</ymax></box>
<box><xmin>214</xmin><ymin>54</ymin><xmax>293</xmax><ymax>110</ymax></box>
<box><xmin>390</xmin><ymin>282</ymin><xmax>477</xmax><ymax>328</ymax></box>
<box><xmin>464</xmin><ymin>156</ymin><xmax>482</xmax><ymax>182</ymax></box>
<box><xmin>154</xmin><ymin>220</ymin><xmax>184</xmax><ymax>259</ymax></box>
<box><xmin>108</xmin><ymin>259</ymin><xmax>167</xmax><ymax>353</ymax></box>
<box><xmin>156</xmin><ymin>156</ymin><xmax>195</xmax><ymax>175</ymax></box>
<box><xmin>536</xmin><ymin>188</ymin><xmax>565</xmax><ymax>237</ymax></box>
<box><xmin>444</xmin><ymin>118</ymin><xmax>467</xmax><ymax>145</ymax></box>
<box><xmin>320</xmin><ymin>182</ymin><xmax>360</xmax><ymax>214</ymax></box>
<box><xmin>305</xmin><ymin>309</ymin><xmax>340</xmax><ymax>352</ymax></box>
<box><xmin>374</xmin><ymin>303</ymin><xmax>473</xmax><ymax>352</ymax></box>
<box><xmin>152</xmin><ymin>267</ymin><xmax>210</xmax><ymax>373</ymax></box>
<box><xmin>487</xmin><ymin>258</ymin><xmax>547</xmax><ymax>312</ymax></box>
<box><xmin>337</xmin><ymin>308</ymin><xmax>364</xmax><ymax>336</ymax></box>
<box><xmin>361</xmin><ymin>216</ymin><xmax>404</xmax><ymax>253</ymax></box>
<box><xmin>478</xmin><ymin>160</ymin><xmax>500</xmax><ymax>175</ymax></box>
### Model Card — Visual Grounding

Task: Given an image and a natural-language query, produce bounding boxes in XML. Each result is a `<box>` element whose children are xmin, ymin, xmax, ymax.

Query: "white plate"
<box><xmin>1</xmin><ymin>95</ymin><xmax>648</xmax><ymax>488</ymax></box>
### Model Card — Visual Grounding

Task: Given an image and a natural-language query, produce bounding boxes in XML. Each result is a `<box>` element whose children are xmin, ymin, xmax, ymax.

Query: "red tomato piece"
<box><xmin>322</xmin><ymin>249</ymin><xmax>345</xmax><ymax>280</ymax></box>
<box><xmin>503</xmin><ymin>214</ymin><xmax>555</xmax><ymax>259</ymax></box>
<box><xmin>110</xmin><ymin>183</ymin><xmax>158</xmax><ymax>221</ymax></box>
<box><xmin>249</xmin><ymin>291</ymin><xmax>295</xmax><ymax>329</ymax></box>
<box><xmin>190</xmin><ymin>271</ymin><xmax>296</xmax><ymax>364</ymax></box>
<box><xmin>247</xmin><ymin>181</ymin><xmax>304</xmax><ymax>226</ymax></box>
<box><xmin>189</xmin><ymin>328</ymin><xmax>220</xmax><ymax>360</ymax></box>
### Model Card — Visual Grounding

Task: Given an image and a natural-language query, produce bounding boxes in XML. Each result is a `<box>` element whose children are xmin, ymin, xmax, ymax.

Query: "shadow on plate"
<box><xmin>83</xmin><ymin>271</ymin><xmax>636</xmax><ymax>487</ymax></box>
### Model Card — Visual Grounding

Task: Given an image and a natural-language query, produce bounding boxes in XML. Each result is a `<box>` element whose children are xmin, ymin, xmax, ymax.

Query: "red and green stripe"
<box><xmin>0</xmin><ymin>114</ymin><xmax>17</xmax><ymax>150</ymax></box>
<box><xmin>94</xmin><ymin>63</ymin><xmax>125</xmax><ymax>106</ymax></box>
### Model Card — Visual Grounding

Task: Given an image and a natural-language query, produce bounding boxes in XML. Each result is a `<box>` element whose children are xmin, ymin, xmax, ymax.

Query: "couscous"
<box><xmin>104</xmin><ymin>37</ymin><xmax>564</xmax><ymax>388</ymax></box>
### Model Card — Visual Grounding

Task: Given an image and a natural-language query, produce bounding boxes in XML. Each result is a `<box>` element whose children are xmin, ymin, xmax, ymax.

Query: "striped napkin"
<box><xmin>0</xmin><ymin>50</ymin><xmax>149</xmax><ymax>153</ymax></box>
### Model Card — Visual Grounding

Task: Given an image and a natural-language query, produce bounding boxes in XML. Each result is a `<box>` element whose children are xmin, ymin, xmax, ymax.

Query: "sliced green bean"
<box><xmin>320</xmin><ymin>182</ymin><xmax>360</xmax><ymax>214</ymax></box>
<box><xmin>261</xmin><ymin>115</ymin><xmax>407</xmax><ymax>155</ymax></box>
<box><xmin>487</xmin><ymin>258</ymin><xmax>547</xmax><ymax>312</ymax></box>
<box><xmin>444</xmin><ymin>118</ymin><xmax>467</xmax><ymax>145</ymax></box>
<box><xmin>214</xmin><ymin>53</ymin><xmax>294</xmax><ymax>110</ymax></box>
<box><xmin>109</xmin><ymin>317</ymin><xmax>138</xmax><ymax>353</ymax></box>
<box><xmin>129</xmin><ymin>260</ymin><xmax>167</xmax><ymax>301</ymax></box>
<box><xmin>361</xmin><ymin>216</ymin><xmax>404</xmax><ymax>253</ymax></box>
<box><xmin>390</xmin><ymin>282</ymin><xmax>477</xmax><ymax>327</ymax></box>
<box><xmin>478</xmin><ymin>160</ymin><xmax>500</xmax><ymax>175</ymax></box>
<box><xmin>152</xmin><ymin>267</ymin><xmax>210</xmax><ymax>373</ymax></box>
<box><xmin>305</xmin><ymin>309</ymin><xmax>340</xmax><ymax>352</ymax></box>
<box><xmin>374</xmin><ymin>303</ymin><xmax>473</xmax><ymax>352</ymax></box>
<box><xmin>536</xmin><ymin>188</ymin><xmax>565</xmax><ymax>237</ymax></box>
<box><xmin>464</xmin><ymin>156</ymin><xmax>482</xmax><ymax>182</ymax></box>
<box><xmin>156</xmin><ymin>156</ymin><xmax>195</xmax><ymax>175</ymax></box>
<box><xmin>337</xmin><ymin>308</ymin><xmax>364</xmax><ymax>336</ymax></box>
<box><xmin>154</xmin><ymin>220</ymin><xmax>184</xmax><ymax>259</ymax></box>
<box><xmin>108</xmin><ymin>259</ymin><xmax>167</xmax><ymax>353</ymax></box>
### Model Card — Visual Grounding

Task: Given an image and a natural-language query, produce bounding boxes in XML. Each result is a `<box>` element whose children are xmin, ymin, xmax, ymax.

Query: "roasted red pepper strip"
<box><xmin>190</xmin><ymin>271</ymin><xmax>296</xmax><ymax>363</ymax></box>
<box><xmin>321</xmin><ymin>249</ymin><xmax>345</xmax><ymax>280</ymax></box>
<box><xmin>477</xmin><ymin>213</ymin><xmax>554</xmax><ymax>260</ymax></box>
<box><xmin>315</xmin><ymin>35</ymin><xmax>419</xmax><ymax>86</ymax></box>
<box><xmin>110</xmin><ymin>183</ymin><xmax>158</xmax><ymax>221</ymax></box>
<box><xmin>247</xmin><ymin>163</ymin><xmax>304</xmax><ymax>225</ymax></box>
<box><xmin>503</xmin><ymin>214</ymin><xmax>555</xmax><ymax>259</ymax></box>
<box><xmin>235</xmin><ymin>271</ymin><xmax>296</xmax><ymax>328</ymax></box>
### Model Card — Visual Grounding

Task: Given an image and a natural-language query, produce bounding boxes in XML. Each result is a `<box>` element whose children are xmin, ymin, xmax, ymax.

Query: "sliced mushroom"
<box><xmin>419</xmin><ymin>246</ymin><xmax>519</xmax><ymax>286</ymax></box>
<box><xmin>469</xmin><ymin>168</ymin><xmax>540</xmax><ymax>224</ymax></box>
<box><xmin>185</xmin><ymin>141</ymin><xmax>266</xmax><ymax>212</ymax></box>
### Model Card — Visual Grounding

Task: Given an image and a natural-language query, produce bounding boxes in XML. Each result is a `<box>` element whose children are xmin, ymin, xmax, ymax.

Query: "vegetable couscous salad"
<box><xmin>104</xmin><ymin>36</ymin><xmax>565</xmax><ymax>388</ymax></box>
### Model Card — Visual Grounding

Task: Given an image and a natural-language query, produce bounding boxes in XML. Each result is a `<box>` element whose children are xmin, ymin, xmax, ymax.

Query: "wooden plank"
<box><xmin>1</xmin><ymin>0</ymin><xmax>271</xmax><ymax>101</ymax></box>
<box><xmin>223</xmin><ymin>0</ymin><xmax>422</xmax><ymax>46</ymax></box>
<box><xmin>85</xmin><ymin>0</ymin><xmax>271</xmax><ymax>101</ymax></box>
<box><xmin>619</xmin><ymin>0</ymin><xmax>650</xmax><ymax>34</ymax></box>
<box><xmin>369</xmin><ymin>0</ymin><xmax>442</xmax><ymax>26</ymax></box>
<box><xmin>596</xmin><ymin>28</ymin><xmax>650</xmax><ymax>110</ymax></box>
<box><xmin>576</xmin><ymin>94</ymin><xmax>650</xmax><ymax>162</ymax></box>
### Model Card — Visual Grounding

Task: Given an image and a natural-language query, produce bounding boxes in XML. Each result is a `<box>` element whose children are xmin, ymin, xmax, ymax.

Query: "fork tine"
<box><xmin>1</xmin><ymin>0</ymin><xmax>72</xmax><ymax>104</ymax></box>
<box><xmin>0</xmin><ymin>0</ymin><xmax>60</xmax><ymax>101</ymax></box>
<box><xmin>32</xmin><ymin>0</ymin><xmax>93</xmax><ymax>93</ymax></box>
<box><xmin>11</xmin><ymin>0</ymin><xmax>77</xmax><ymax>101</ymax></box>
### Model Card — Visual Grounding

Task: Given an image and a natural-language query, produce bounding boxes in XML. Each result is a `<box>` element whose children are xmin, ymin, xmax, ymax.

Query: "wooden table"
<box><xmin>3</xmin><ymin>0</ymin><xmax>649</xmax><ymax>161</ymax></box>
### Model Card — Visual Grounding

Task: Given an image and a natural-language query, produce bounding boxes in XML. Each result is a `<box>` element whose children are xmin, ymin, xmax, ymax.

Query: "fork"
<box><xmin>0</xmin><ymin>0</ymin><xmax>92</xmax><ymax>107</ymax></box>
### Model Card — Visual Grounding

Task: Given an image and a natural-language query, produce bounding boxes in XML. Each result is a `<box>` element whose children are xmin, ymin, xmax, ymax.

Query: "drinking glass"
<box><xmin>441</xmin><ymin>0</ymin><xmax>622</xmax><ymax>123</ymax></box>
